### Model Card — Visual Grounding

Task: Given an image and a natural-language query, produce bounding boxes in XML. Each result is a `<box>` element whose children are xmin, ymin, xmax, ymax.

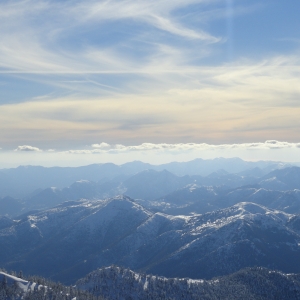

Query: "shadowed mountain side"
<box><xmin>123</xmin><ymin>169</ymin><xmax>191</xmax><ymax>200</ymax></box>
<box><xmin>0</xmin><ymin>196</ymin><xmax>23</xmax><ymax>217</ymax></box>
<box><xmin>0</xmin><ymin>216</ymin><xmax>16</xmax><ymax>230</ymax></box>
<box><xmin>259</xmin><ymin>166</ymin><xmax>300</xmax><ymax>191</ymax></box>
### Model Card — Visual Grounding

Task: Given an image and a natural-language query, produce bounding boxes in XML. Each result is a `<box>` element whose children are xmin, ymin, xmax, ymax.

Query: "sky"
<box><xmin>1</xmin><ymin>0</ymin><xmax>300</xmax><ymax>167</ymax></box>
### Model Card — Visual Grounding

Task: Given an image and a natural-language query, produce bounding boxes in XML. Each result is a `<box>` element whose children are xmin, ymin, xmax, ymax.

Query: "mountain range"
<box><xmin>141</xmin><ymin>184</ymin><xmax>300</xmax><ymax>215</ymax></box>
<box><xmin>2</xmin><ymin>196</ymin><xmax>300</xmax><ymax>285</ymax></box>
<box><xmin>0</xmin><ymin>158</ymin><xmax>290</xmax><ymax>198</ymax></box>
<box><xmin>2</xmin><ymin>165</ymin><xmax>300</xmax><ymax>218</ymax></box>
<box><xmin>2</xmin><ymin>157</ymin><xmax>300</xmax><ymax>298</ymax></box>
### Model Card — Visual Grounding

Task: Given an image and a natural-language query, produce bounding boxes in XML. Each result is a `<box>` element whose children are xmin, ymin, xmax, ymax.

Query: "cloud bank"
<box><xmin>2</xmin><ymin>141</ymin><xmax>300</xmax><ymax>169</ymax></box>
<box><xmin>66</xmin><ymin>141</ymin><xmax>300</xmax><ymax>154</ymax></box>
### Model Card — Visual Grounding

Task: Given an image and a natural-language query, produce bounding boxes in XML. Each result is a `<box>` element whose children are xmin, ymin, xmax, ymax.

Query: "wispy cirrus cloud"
<box><xmin>0</xmin><ymin>0</ymin><xmax>227</xmax><ymax>106</ymax></box>
<box><xmin>1</xmin><ymin>0</ymin><xmax>300</xmax><ymax>159</ymax></box>
<box><xmin>0</xmin><ymin>0</ymin><xmax>219</xmax><ymax>76</ymax></box>
<box><xmin>1</xmin><ymin>53</ymin><xmax>300</xmax><ymax>149</ymax></box>
<box><xmin>70</xmin><ymin>0</ymin><xmax>220</xmax><ymax>41</ymax></box>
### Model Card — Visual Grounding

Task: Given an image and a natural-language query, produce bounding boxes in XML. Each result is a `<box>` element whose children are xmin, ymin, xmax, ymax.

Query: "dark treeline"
<box><xmin>76</xmin><ymin>265</ymin><xmax>300</xmax><ymax>300</ymax></box>
<box><xmin>3</xmin><ymin>265</ymin><xmax>300</xmax><ymax>299</ymax></box>
<box><xmin>0</xmin><ymin>268</ymin><xmax>106</xmax><ymax>300</ymax></box>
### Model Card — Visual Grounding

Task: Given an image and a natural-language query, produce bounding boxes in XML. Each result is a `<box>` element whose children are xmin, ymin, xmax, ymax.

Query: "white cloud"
<box><xmin>15</xmin><ymin>145</ymin><xmax>43</xmax><ymax>152</ymax></box>
<box><xmin>92</xmin><ymin>143</ymin><xmax>111</xmax><ymax>149</ymax></box>
<box><xmin>63</xmin><ymin>141</ymin><xmax>300</xmax><ymax>155</ymax></box>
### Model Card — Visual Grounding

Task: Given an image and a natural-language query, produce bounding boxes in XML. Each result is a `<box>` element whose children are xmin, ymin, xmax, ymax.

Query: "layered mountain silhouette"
<box><xmin>0</xmin><ymin>158</ymin><xmax>289</xmax><ymax>198</ymax></box>
<box><xmin>2</xmin><ymin>165</ymin><xmax>300</xmax><ymax>218</ymax></box>
<box><xmin>147</xmin><ymin>185</ymin><xmax>300</xmax><ymax>215</ymax></box>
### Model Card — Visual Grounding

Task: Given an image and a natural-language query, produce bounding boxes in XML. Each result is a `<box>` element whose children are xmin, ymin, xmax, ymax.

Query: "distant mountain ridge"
<box><xmin>2</xmin><ymin>165</ymin><xmax>300</xmax><ymax>218</ymax></box>
<box><xmin>141</xmin><ymin>184</ymin><xmax>300</xmax><ymax>215</ymax></box>
<box><xmin>0</xmin><ymin>158</ymin><xmax>290</xmax><ymax>198</ymax></box>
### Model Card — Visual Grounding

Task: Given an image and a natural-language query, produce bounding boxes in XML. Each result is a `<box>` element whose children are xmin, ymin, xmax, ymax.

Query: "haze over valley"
<box><xmin>1</xmin><ymin>158</ymin><xmax>300</xmax><ymax>298</ymax></box>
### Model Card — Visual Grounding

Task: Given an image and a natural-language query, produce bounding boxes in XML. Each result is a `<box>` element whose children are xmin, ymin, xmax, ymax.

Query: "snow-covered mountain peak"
<box><xmin>69</xmin><ymin>179</ymin><xmax>95</xmax><ymax>188</ymax></box>
<box><xmin>233</xmin><ymin>201</ymin><xmax>268</xmax><ymax>214</ymax></box>
<box><xmin>74</xmin><ymin>179</ymin><xmax>91</xmax><ymax>184</ymax></box>
<box><xmin>233</xmin><ymin>202</ymin><xmax>292</xmax><ymax>222</ymax></box>
<box><xmin>188</xmin><ymin>184</ymin><xmax>199</xmax><ymax>192</ymax></box>
<box><xmin>101</xmin><ymin>195</ymin><xmax>152</xmax><ymax>215</ymax></box>
<box><xmin>136</xmin><ymin>211</ymin><xmax>188</xmax><ymax>238</ymax></box>
<box><xmin>0</xmin><ymin>216</ymin><xmax>15</xmax><ymax>230</ymax></box>
<box><xmin>185</xmin><ymin>201</ymin><xmax>293</xmax><ymax>238</ymax></box>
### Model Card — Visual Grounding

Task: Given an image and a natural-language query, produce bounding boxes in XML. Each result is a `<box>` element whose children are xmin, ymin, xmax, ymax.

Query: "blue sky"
<box><xmin>0</xmin><ymin>0</ymin><xmax>300</xmax><ymax>166</ymax></box>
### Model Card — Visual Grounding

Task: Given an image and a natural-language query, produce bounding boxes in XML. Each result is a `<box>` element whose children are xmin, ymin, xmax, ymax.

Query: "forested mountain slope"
<box><xmin>0</xmin><ymin>270</ymin><xmax>103</xmax><ymax>299</ymax></box>
<box><xmin>2</xmin><ymin>197</ymin><xmax>300</xmax><ymax>284</ymax></box>
<box><xmin>77</xmin><ymin>265</ymin><xmax>300</xmax><ymax>300</ymax></box>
